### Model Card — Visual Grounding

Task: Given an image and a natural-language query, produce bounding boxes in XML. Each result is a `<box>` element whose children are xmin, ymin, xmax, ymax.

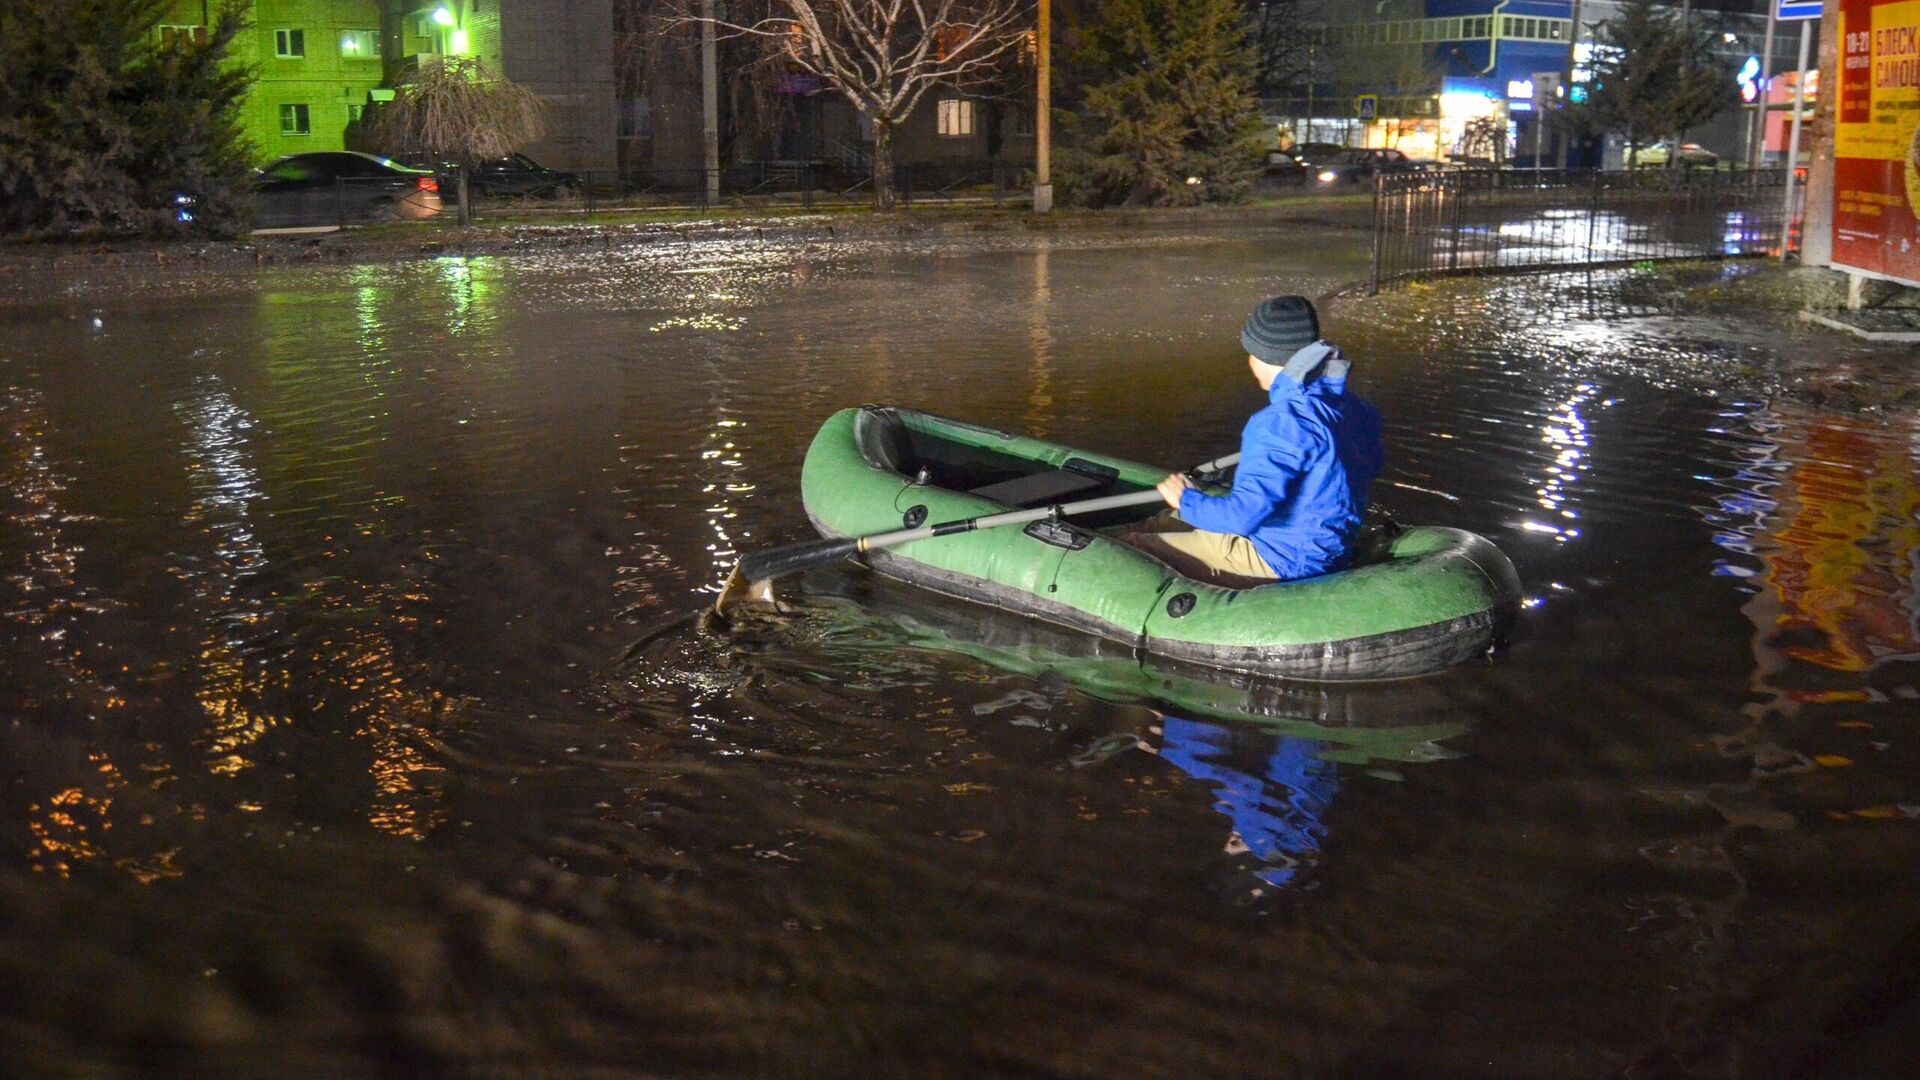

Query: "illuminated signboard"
<box><xmin>1833</xmin><ymin>0</ymin><xmax>1920</xmax><ymax>285</ymax></box>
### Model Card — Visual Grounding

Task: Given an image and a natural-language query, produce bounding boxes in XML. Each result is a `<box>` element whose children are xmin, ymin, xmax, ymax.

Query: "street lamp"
<box><xmin>432</xmin><ymin>7</ymin><xmax>455</xmax><ymax>28</ymax></box>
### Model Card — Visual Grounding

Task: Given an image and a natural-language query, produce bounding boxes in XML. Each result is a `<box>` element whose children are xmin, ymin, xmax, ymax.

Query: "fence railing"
<box><xmin>1368</xmin><ymin>167</ymin><xmax>1802</xmax><ymax>294</ymax></box>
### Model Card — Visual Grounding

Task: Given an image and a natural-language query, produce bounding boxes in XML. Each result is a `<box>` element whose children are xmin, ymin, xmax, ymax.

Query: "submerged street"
<box><xmin>3</xmin><ymin>228</ymin><xmax>1918</xmax><ymax>1076</ymax></box>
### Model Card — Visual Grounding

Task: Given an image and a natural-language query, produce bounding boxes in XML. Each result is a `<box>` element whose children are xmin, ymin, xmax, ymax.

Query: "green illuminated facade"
<box><xmin>160</xmin><ymin>1</ymin><xmax>504</xmax><ymax>164</ymax></box>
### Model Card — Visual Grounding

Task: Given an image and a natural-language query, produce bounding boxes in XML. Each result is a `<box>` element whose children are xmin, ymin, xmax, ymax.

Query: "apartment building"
<box><xmin>157</xmin><ymin>0</ymin><xmax>614</xmax><ymax>170</ymax></box>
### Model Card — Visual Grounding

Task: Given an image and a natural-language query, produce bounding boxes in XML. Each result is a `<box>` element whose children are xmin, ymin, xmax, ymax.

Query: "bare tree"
<box><xmin>369</xmin><ymin>57</ymin><xmax>546</xmax><ymax>225</ymax></box>
<box><xmin>694</xmin><ymin>0</ymin><xmax>1036</xmax><ymax>209</ymax></box>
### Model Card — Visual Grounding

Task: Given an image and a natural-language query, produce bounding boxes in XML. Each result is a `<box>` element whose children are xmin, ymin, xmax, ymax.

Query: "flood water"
<box><xmin>3</xmin><ymin>229</ymin><xmax>1918</xmax><ymax>1077</ymax></box>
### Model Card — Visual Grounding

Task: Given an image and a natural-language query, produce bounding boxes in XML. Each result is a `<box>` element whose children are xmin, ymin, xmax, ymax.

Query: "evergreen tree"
<box><xmin>1059</xmin><ymin>0</ymin><xmax>1269</xmax><ymax>208</ymax></box>
<box><xmin>0</xmin><ymin>0</ymin><xmax>255</xmax><ymax>239</ymax></box>
<box><xmin>1561</xmin><ymin>0</ymin><xmax>1736</xmax><ymax>166</ymax></box>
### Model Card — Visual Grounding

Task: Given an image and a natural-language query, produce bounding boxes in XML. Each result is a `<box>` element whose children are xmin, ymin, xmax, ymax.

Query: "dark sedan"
<box><xmin>1311</xmin><ymin>148</ymin><xmax>1426</xmax><ymax>187</ymax></box>
<box><xmin>253</xmin><ymin>152</ymin><xmax>442</xmax><ymax>230</ymax></box>
<box><xmin>1264</xmin><ymin>150</ymin><xmax>1311</xmax><ymax>186</ymax></box>
<box><xmin>466</xmin><ymin>153</ymin><xmax>579</xmax><ymax>198</ymax></box>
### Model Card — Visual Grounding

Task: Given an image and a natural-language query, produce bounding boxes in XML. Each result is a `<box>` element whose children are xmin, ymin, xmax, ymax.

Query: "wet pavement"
<box><xmin>2</xmin><ymin>229</ymin><xmax>1918</xmax><ymax>1077</ymax></box>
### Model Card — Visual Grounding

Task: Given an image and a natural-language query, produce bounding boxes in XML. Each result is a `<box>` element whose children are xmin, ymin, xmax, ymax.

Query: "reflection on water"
<box><xmin>2</xmin><ymin>241</ymin><xmax>1920</xmax><ymax>1074</ymax></box>
<box><xmin>1153</xmin><ymin>717</ymin><xmax>1338</xmax><ymax>893</ymax></box>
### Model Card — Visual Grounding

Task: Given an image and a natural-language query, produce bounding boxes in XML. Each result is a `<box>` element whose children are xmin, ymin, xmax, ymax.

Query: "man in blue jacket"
<box><xmin>1131</xmin><ymin>295</ymin><xmax>1383</xmax><ymax>585</ymax></box>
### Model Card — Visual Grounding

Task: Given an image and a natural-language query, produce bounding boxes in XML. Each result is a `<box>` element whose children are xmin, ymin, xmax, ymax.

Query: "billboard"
<box><xmin>1834</xmin><ymin>0</ymin><xmax>1920</xmax><ymax>284</ymax></box>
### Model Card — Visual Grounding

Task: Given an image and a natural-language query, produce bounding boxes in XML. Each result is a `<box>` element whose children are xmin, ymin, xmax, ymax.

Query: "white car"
<box><xmin>1634</xmin><ymin>142</ymin><xmax>1719</xmax><ymax>168</ymax></box>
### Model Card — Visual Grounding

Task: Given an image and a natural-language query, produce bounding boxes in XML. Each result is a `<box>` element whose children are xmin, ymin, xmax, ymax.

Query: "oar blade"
<box><xmin>713</xmin><ymin>565</ymin><xmax>777</xmax><ymax>616</ymax></box>
<box><xmin>736</xmin><ymin>535</ymin><xmax>861</xmax><ymax>585</ymax></box>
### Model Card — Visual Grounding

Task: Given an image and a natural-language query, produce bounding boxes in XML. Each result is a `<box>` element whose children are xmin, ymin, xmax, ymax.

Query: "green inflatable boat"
<box><xmin>799</xmin><ymin>406</ymin><xmax>1522</xmax><ymax>682</ymax></box>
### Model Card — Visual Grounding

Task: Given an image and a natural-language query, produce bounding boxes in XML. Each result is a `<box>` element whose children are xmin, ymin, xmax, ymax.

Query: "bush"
<box><xmin>0</xmin><ymin>0</ymin><xmax>254</xmax><ymax>240</ymax></box>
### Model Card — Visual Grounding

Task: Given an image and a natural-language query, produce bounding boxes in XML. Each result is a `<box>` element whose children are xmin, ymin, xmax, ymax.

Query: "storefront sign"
<box><xmin>1833</xmin><ymin>0</ymin><xmax>1920</xmax><ymax>285</ymax></box>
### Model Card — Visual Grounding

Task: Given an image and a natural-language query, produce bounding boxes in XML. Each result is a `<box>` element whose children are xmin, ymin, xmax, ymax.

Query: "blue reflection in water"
<box><xmin>1698</xmin><ymin>405</ymin><xmax>1786</xmax><ymax>583</ymax></box>
<box><xmin>1157</xmin><ymin>715</ymin><xmax>1339</xmax><ymax>889</ymax></box>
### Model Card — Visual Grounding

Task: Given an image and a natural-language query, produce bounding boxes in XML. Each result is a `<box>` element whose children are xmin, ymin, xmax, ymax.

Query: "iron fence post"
<box><xmin>1586</xmin><ymin>169</ymin><xmax>1602</xmax><ymax>263</ymax></box>
<box><xmin>1368</xmin><ymin>173</ymin><xmax>1385</xmax><ymax>295</ymax></box>
<box><xmin>1447</xmin><ymin>173</ymin><xmax>1464</xmax><ymax>272</ymax></box>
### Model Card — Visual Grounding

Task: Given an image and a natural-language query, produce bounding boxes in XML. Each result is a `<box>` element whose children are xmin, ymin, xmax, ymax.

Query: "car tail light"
<box><xmin>416</xmin><ymin>176</ymin><xmax>439</xmax><ymax>193</ymax></box>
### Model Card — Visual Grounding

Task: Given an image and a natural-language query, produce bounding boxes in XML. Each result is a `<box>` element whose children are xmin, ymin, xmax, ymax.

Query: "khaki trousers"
<box><xmin>1116</xmin><ymin>512</ymin><xmax>1279</xmax><ymax>588</ymax></box>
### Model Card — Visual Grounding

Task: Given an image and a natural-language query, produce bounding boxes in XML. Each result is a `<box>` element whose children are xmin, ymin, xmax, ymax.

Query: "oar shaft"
<box><xmin>726</xmin><ymin>449</ymin><xmax>1243</xmax><ymax>593</ymax></box>
<box><xmin>854</xmin><ymin>489</ymin><xmax>1166</xmax><ymax>554</ymax></box>
<box><xmin>1193</xmin><ymin>451</ymin><xmax>1240</xmax><ymax>475</ymax></box>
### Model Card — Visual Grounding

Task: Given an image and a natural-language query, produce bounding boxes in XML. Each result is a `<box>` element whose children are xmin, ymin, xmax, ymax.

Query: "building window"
<box><xmin>937</xmin><ymin>98</ymin><xmax>974</xmax><ymax>137</ymax></box>
<box><xmin>339</xmin><ymin>29</ymin><xmax>377</xmax><ymax>57</ymax></box>
<box><xmin>156</xmin><ymin>24</ymin><xmax>208</xmax><ymax>47</ymax></box>
<box><xmin>280</xmin><ymin>104</ymin><xmax>311</xmax><ymax>135</ymax></box>
<box><xmin>617</xmin><ymin>96</ymin><xmax>652</xmax><ymax>139</ymax></box>
<box><xmin>275</xmin><ymin>28</ymin><xmax>305</xmax><ymax>58</ymax></box>
<box><xmin>1011</xmin><ymin>108</ymin><xmax>1035</xmax><ymax>137</ymax></box>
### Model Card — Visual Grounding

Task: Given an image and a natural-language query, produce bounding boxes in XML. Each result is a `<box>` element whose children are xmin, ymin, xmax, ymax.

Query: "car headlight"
<box><xmin>1317</xmin><ymin>170</ymin><xmax>1338</xmax><ymax>183</ymax></box>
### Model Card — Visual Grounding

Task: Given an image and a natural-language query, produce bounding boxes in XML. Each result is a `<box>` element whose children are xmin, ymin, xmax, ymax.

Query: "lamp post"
<box><xmin>1033</xmin><ymin>0</ymin><xmax>1052</xmax><ymax>213</ymax></box>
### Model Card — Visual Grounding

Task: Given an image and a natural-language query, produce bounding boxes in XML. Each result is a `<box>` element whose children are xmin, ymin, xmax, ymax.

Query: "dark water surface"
<box><xmin>3</xmin><ymin>231</ymin><xmax>1919</xmax><ymax>1078</ymax></box>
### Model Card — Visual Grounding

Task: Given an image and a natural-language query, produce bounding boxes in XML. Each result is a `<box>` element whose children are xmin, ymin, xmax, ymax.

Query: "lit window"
<box><xmin>339</xmin><ymin>29</ymin><xmax>377</xmax><ymax>57</ymax></box>
<box><xmin>937</xmin><ymin>99</ymin><xmax>974</xmax><ymax>137</ymax></box>
<box><xmin>279</xmin><ymin>104</ymin><xmax>311</xmax><ymax>135</ymax></box>
<box><xmin>156</xmin><ymin>24</ymin><xmax>208</xmax><ymax>47</ymax></box>
<box><xmin>275</xmin><ymin>28</ymin><xmax>305</xmax><ymax>58</ymax></box>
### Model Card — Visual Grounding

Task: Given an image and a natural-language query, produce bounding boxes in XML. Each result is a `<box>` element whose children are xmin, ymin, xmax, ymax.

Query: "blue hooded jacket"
<box><xmin>1177</xmin><ymin>342</ymin><xmax>1384</xmax><ymax>581</ymax></box>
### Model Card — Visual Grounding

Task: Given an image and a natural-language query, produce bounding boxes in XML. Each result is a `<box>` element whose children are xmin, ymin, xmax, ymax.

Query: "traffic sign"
<box><xmin>1776</xmin><ymin>0</ymin><xmax>1822</xmax><ymax>20</ymax></box>
<box><xmin>1356</xmin><ymin>94</ymin><xmax>1379</xmax><ymax>121</ymax></box>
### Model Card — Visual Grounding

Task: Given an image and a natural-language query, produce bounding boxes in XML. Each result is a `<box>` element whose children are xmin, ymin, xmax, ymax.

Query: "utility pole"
<box><xmin>701</xmin><ymin>0</ymin><xmax>720</xmax><ymax>206</ymax></box>
<box><xmin>1033</xmin><ymin>0</ymin><xmax>1052</xmax><ymax>213</ymax></box>
<box><xmin>1751</xmin><ymin>5</ymin><xmax>1777</xmax><ymax>170</ymax></box>
<box><xmin>1780</xmin><ymin>17</ymin><xmax>1811</xmax><ymax>260</ymax></box>
<box><xmin>1305</xmin><ymin>43</ymin><xmax>1316</xmax><ymax>148</ymax></box>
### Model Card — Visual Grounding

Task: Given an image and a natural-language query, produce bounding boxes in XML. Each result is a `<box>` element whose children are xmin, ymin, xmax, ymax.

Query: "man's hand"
<box><xmin>1156</xmin><ymin>472</ymin><xmax>1192</xmax><ymax>509</ymax></box>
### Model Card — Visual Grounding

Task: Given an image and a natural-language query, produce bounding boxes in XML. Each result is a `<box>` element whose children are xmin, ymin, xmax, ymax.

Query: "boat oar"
<box><xmin>716</xmin><ymin>451</ymin><xmax>1240</xmax><ymax>613</ymax></box>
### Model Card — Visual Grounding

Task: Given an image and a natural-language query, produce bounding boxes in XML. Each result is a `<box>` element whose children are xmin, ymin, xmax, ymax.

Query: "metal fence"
<box><xmin>461</xmin><ymin>162</ymin><xmax>1027</xmax><ymax>219</ymax></box>
<box><xmin>1367</xmin><ymin>167</ymin><xmax>1802</xmax><ymax>294</ymax></box>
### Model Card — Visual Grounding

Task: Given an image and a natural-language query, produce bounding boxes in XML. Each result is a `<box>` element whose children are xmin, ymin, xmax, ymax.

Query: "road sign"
<box><xmin>1356</xmin><ymin>94</ymin><xmax>1379</xmax><ymax>121</ymax></box>
<box><xmin>1776</xmin><ymin>0</ymin><xmax>1822</xmax><ymax>19</ymax></box>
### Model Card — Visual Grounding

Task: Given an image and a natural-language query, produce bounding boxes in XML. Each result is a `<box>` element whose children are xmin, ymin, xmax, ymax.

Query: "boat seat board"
<box><xmin>968</xmin><ymin>468</ymin><xmax>1103</xmax><ymax>508</ymax></box>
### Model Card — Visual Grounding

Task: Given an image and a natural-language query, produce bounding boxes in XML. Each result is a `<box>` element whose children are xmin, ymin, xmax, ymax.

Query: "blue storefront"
<box><xmin>1308</xmin><ymin>1</ymin><xmax>1793</xmax><ymax>166</ymax></box>
<box><xmin>1425</xmin><ymin>1</ymin><xmax>1583</xmax><ymax>164</ymax></box>
<box><xmin>1307</xmin><ymin>1</ymin><xmax>1583</xmax><ymax>163</ymax></box>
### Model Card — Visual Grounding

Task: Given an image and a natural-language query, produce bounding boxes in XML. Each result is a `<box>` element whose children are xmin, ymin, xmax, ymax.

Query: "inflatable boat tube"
<box><xmin>799</xmin><ymin>406</ymin><xmax>1521</xmax><ymax>681</ymax></box>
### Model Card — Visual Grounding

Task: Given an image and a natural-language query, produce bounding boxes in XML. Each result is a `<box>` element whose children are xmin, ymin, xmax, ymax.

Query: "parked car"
<box><xmin>466</xmin><ymin>153</ymin><xmax>579</xmax><ymax>198</ymax></box>
<box><xmin>253</xmin><ymin>152</ymin><xmax>442</xmax><ymax>229</ymax></box>
<box><xmin>1311</xmin><ymin>148</ymin><xmax>1425</xmax><ymax>186</ymax></box>
<box><xmin>393</xmin><ymin>153</ymin><xmax>580</xmax><ymax>199</ymax></box>
<box><xmin>1633</xmin><ymin>142</ymin><xmax>1719</xmax><ymax>168</ymax></box>
<box><xmin>1264</xmin><ymin>150</ymin><xmax>1311</xmax><ymax>186</ymax></box>
<box><xmin>1289</xmin><ymin>141</ymin><xmax>1348</xmax><ymax>166</ymax></box>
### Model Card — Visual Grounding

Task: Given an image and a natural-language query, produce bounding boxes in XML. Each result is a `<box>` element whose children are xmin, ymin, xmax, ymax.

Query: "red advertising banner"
<box><xmin>1833</xmin><ymin>0</ymin><xmax>1920</xmax><ymax>283</ymax></box>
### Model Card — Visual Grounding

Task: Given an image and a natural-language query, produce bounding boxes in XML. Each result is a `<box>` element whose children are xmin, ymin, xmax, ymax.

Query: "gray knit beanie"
<box><xmin>1240</xmin><ymin>296</ymin><xmax>1320</xmax><ymax>365</ymax></box>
